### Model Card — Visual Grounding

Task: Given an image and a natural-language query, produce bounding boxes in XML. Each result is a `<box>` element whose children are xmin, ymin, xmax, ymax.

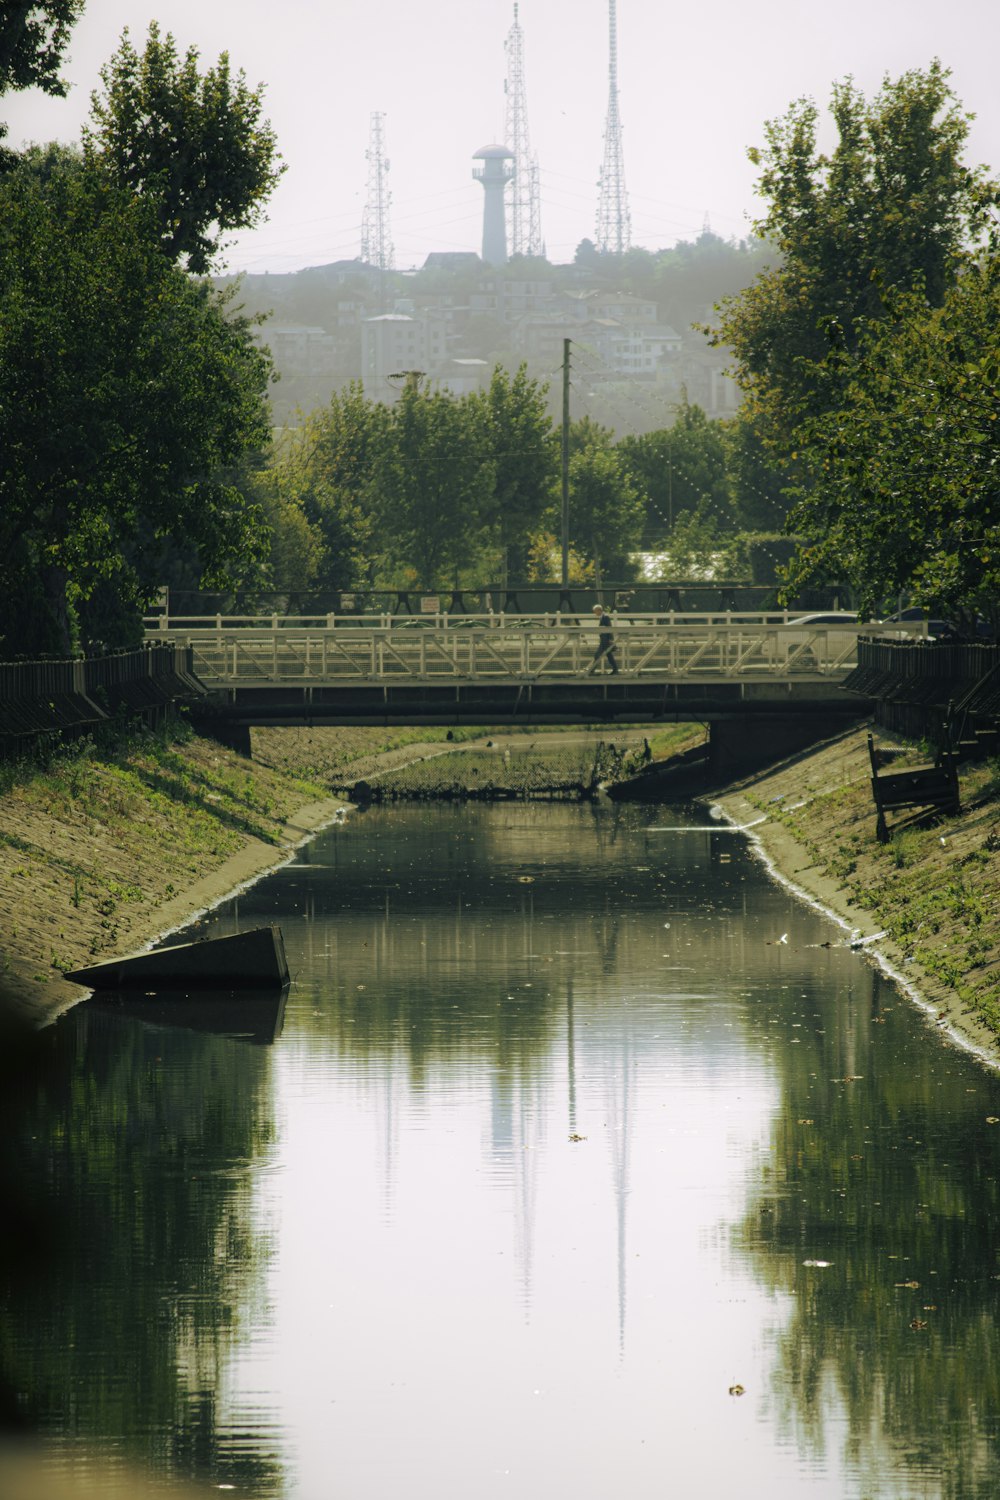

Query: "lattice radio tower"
<box><xmin>504</xmin><ymin>4</ymin><xmax>542</xmax><ymax>258</ymax></box>
<box><xmin>595</xmin><ymin>0</ymin><xmax>631</xmax><ymax>255</ymax></box>
<box><xmin>361</xmin><ymin>111</ymin><xmax>394</xmax><ymax>274</ymax></box>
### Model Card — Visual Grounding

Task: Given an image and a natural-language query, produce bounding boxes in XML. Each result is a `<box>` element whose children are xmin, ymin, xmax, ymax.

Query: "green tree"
<box><xmin>0</xmin><ymin>0</ymin><xmax>81</xmax><ymax>91</ymax></box>
<box><xmin>568</xmin><ymin>433</ymin><xmax>644</xmax><ymax>583</ymax></box>
<box><xmin>721</xmin><ymin>410</ymin><xmax>790</xmax><ymax>531</ymax></box>
<box><xmin>0</xmin><ymin>152</ymin><xmax>273</xmax><ymax>652</ymax></box>
<box><xmin>567</xmin><ymin>414</ymin><xmax>615</xmax><ymax>457</ymax></box>
<box><xmin>375</xmin><ymin>384</ymin><xmax>495</xmax><ymax>588</ymax></box>
<box><xmin>253</xmin><ymin>472</ymin><xmax>328</xmax><ymax>594</ymax></box>
<box><xmin>619</xmin><ymin>401</ymin><xmax>734</xmax><ymax>545</ymax></box>
<box><xmin>712</xmin><ymin>62</ymin><xmax>993</xmax><ymax>459</ymax></box>
<box><xmin>84</xmin><ymin>22</ymin><xmax>284</xmax><ymax>273</ymax></box>
<box><xmin>786</xmin><ymin>257</ymin><xmax>1000</xmax><ymax>619</ymax></box>
<box><xmin>261</xmin><ymin>389</ymin><xmax>384</xmax><ymax>592</ymax></box>
<box><xmin>0</xmin><ymin>1</ymin><xmax>83</xmax><ymax>167</ymax></box>
<box><xmin>474</xmin><ymin>364</ymin><xmax>557</xmax><ymax>580</ymax></box>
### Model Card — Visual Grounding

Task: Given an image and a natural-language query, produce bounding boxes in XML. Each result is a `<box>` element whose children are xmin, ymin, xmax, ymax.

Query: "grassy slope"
<box><xmin>718</xmin><ymin>728</ymin><xmax>1000</xmax><ymax>1045</ymax></box>
<box><xmin>0</xmin><ymin>723</ymin><xmax>332</xmax><ymax>991</ymax></box>
<box><xmin>0</xmin><ymin>721</ymin><xmax>678</xmax><ymax>1008</ymax></box>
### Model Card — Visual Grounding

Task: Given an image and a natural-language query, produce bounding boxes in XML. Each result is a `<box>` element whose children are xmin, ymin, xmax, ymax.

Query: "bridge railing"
<box><xmin>145</xmin><ymin>608</ymin><xmax>828</xmax><ymax>632</ymax></box>
<box><xmin>143</xmin><ymin>614</ymin><xmax>927</xmax><ymax>685</ymax></box>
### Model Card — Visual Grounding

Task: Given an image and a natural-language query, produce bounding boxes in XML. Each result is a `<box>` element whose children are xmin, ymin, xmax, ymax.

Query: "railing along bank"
<box><xmin>0</xmin><ymin>645</ymin><xmax>204</xmax><ymax>752</ymax></box>
<box><xmin>843</xmin><ymin>637</ymin><xmax>1000</xmax><ymax>742</ymax></box>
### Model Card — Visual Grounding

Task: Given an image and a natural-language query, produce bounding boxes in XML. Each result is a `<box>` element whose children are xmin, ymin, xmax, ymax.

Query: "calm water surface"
<box><xmin>3</xmin><ymin>800</ymin><xmax>1000</xmax><ymax>1499</ymax></box>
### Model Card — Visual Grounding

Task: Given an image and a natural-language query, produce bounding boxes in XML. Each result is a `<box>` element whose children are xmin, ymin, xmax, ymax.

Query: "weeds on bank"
<box><xmin>738</xmin><ymin>737</ymin><xmax>1000</xmax><ymax>1036</ymax></box>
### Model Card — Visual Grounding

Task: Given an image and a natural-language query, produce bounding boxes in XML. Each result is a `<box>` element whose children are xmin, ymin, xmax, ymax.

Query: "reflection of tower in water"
<box><xmin>490</xmin><ymin>1061</ymin><xmax>546</xmax><ymax>1311</ymax></box>
<box><xmin>605</xmin><ymin>1020</ymin><xmax>636</xmax><ymax>1355</ymax></box>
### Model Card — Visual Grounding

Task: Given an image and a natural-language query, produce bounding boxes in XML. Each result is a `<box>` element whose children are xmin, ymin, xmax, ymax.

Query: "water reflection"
<box><xmin>0</xmin><ymin>1007</ymin><xmax>284</xmax><ymax>1495</ymax></box>
<box><xmin>3</xmin><ymin>801</ymin><xmax>1000</xmax><ymax>1498</ymax></box>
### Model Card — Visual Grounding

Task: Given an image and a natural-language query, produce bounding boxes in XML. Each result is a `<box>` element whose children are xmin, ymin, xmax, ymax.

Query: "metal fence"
<box><xmin>843</xmin><ymin>638</ymin><xmax>1000</xmax><ymax>744</ymax></box>
<box><xmin>0</xmin><ymin>645</ymin><xmax>205</xmax><ymax>754</ymax></box>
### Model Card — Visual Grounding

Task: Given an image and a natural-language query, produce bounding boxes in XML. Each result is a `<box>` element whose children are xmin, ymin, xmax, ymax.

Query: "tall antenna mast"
<box><xmin>504</xmin><ymin>4</ymin><xmax>543</xmax><ymax>258</ymax></box>
<box><xmin>595</xmin><ymin>0</ymin><xmax>631</xmax><ymax>255</ymax></box>
<box><xmin>361</xmin><ymin>111</ymin><xmax>394</xmax><ymax>287</ymax></box>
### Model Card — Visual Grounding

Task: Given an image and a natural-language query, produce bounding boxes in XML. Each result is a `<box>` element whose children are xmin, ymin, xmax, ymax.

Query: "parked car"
<box><xmin>881</xmin><ymin>609</ymin><xmax>957</xmax><ymax>640</ymax></box>
<box><xmin>782</xmin><ymin>611</ymin><xmax>866</xmax><ymax>627</ymax></box>
<box><xmin>775</xmin><ymin>611</ymin><xmax>871</xmax><ymax>670</ymax></box>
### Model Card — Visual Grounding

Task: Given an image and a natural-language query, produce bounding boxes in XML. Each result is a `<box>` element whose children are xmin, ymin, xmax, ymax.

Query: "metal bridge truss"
<box><xmin>145</xmin><ymin>613</ymin><xmax>924</xmax><ymax>691</ymax></box>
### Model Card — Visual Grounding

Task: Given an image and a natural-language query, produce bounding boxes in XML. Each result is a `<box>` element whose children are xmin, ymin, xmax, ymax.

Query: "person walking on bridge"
<box><xmin>587</xmin><ymin>604</ymin><xmax>619</xmax><ymax>674</ymax></box>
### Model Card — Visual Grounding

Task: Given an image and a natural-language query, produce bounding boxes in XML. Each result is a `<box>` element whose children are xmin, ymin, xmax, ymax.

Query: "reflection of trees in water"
<box><xmin>734</xmin><ymin>968</ymin><xmax>1000</xmax><ymax>1499</ymax></box>
<box><xmin>0</xmin><ymin>1011</ymin><xmax>283</xmax><ymax>1496</ymax></box>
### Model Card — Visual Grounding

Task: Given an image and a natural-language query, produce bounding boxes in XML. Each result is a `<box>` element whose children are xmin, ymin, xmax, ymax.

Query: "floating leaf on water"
<box><xmin>802</xmin><ymin>1259</ymin><xmax>832</xmax><ymax>1268</ymax></box>
<box><xmin>987</xmin><ymin>1117</ymin><xmax>1000</xmax><ymax>1125</ymax></box>
<box><xmin>894</xmin><ymin>1281</ymin><xmax>920</xmax><ymax>1289</ymax></box>
<box><xmin>797</xmin><ymin>1118</ymin><xmax>814</xmax><ymax>1125</ymax></box>
<box><xmin>518</xmin><ymin>875</ymin><xmax>535</xmax><ymax>884</ymax></box>
<box><xmin>910</xmin><ymin>1319</ymin><xmax>928</xmax><ymax>1330</ymax></box>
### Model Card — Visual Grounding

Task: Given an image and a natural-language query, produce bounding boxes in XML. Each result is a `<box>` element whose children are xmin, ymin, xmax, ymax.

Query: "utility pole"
<box><xmin>562</xmin><ymin>339</ymin><xmax>571</xmax><ymax>587</ymax></box>
<box><xmin>388</xmin><ymin>369</ymin><xmax>425</xmax><ymax>395</ymax></box>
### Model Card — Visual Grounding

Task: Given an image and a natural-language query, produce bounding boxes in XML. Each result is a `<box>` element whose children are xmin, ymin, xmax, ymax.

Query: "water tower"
<box><xmin>473</xmin><ymin>144</ymin><xmax>514</xmax><ymax>266</ymax></box>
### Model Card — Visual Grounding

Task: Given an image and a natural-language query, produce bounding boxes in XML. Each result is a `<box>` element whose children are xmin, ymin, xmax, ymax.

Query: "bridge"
<box><xmin>145</xmin><ymin>610</ymin><xmax>926</xmax><ymax>764</ymax></box>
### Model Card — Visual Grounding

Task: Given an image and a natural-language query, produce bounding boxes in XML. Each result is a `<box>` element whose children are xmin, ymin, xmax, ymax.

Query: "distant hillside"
<box><xmin>216</xmin><ymin>233</ymin><xmax>775</xmax><ymax>429</ymax></box>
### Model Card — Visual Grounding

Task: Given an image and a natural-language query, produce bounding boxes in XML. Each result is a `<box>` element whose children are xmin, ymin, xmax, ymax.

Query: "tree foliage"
<box><xmin>84</xmin><ymin>23</ymin><xmax>284</xmax><ymax>274</ymax></box>
<box><xmin>0</xmin><ymin>0</ymin><xmax>81</xmax><ymax>98</ymax></box>
<box><xmin>709</xmin><ymin>62</ymin><xmax>1000</xmax><ymax>614</ymax></box>
<box><xmin>619</xmin><ymin>401</ymin><xmax>733</xmax><ymax>544</ymax></box>
<box><xmin>473</xmin><ymin>364</ymin><xmax>557</xmax><ymax>579</ymax></box>
<box><xmin>567</xmin><ymin>429</ymin><xmax>645</xmax><ymax>583</ymax></box>
<box><xmin>375</xmin><ymin>384</ymin><xmax>495</xmax><ymax>588</ymax></box>
<box><xmin>786</xmin><ymin>257</ymin><xmax>1000</xmax><ymax>619</ymax></box>
<box><xmin>0</xmin><ymin>150</ymin><xmax>273</xmax><ymax>651</ymax></box>
<box><xmin>713</xmin><ymin>62</ymin><xmax>993</xmax><ymax>456</ymax></box>
<box><xmin>259</xmin><ymin>386</ymin><xmax>385</xmax><ymax>592</ymax></box>
<box><xmin>0</xmin><ymin>0</ymin><xmax>84</xmax><ymax>167</ymax></box>
<box><xmin>721</xmin><ymin>411</ymin><xmax>791</xmax><ymax>531</ymax></box>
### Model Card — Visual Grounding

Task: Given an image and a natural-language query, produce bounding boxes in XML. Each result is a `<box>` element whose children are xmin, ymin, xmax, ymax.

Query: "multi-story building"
<box><xmin>257</xmin><ymin>323</ymin><xmax>340</xmax><ymax>375</ymax></box>
<box><xmin>360</xmin><ymin>313</ymin><xmax>489</xmax><ymax>399</ymax></box>
<box><xmin>588</xmin><ymin>320</ymin><xmax>682</xmax><ymax>377</ymax></box>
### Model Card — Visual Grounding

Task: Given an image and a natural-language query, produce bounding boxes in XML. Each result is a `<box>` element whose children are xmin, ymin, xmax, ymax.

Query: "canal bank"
<box><xmin>4</xmin><ymin>719</ymin><xmax>1000</xmax><ymax>1062</ymax></box>
<box><xmin>712</xmin><ymin>724</ymin><xmax>1000</xmax><ymax>1062</ymax></box>
<box><xmin>0</xmin><ymin>722</ymin><xmax>650</xmax><ymax>1032</ymax></box>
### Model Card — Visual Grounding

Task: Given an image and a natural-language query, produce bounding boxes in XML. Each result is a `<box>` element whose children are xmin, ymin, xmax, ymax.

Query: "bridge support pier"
<box><xmin>708</xmin><ymin>712</ymin><xmax>862</xmax><ymax>779</ymax></box>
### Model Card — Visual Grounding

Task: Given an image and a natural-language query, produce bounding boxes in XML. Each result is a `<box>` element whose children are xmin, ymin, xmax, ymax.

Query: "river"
<box><xmin>2</xmin><ymin>799</ymin><xmax>1000</xmax><ymax>1499</ymax></box>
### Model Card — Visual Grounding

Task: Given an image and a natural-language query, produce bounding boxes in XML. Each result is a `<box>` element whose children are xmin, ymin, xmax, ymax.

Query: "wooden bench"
<box><xmin>868</xmin><ymin>734</ymin><xmax>960</xmax><ymax>843</ymax></box>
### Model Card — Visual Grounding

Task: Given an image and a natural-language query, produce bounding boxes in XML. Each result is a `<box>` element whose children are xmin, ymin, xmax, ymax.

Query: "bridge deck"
<box><xmin>146</xmin><ymin>613</ymin><xmax>924</xmax><ymax>725</ymax></box>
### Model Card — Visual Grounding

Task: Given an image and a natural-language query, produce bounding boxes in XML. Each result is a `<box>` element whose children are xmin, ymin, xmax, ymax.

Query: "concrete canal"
<box><xmin>2</xmin><ymin>797</ymin><xmax>1000</xmax><ymax>1499</ymax></box>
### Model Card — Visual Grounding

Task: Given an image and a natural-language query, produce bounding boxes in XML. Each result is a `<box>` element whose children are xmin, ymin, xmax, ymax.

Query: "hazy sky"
<box><xmin>7</xmin><ymin>0</ymin><xmax>999</xmax><ymax>274</ymax></box>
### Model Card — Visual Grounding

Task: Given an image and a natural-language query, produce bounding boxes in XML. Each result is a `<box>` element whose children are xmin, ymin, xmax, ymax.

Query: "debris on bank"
<box><xmin>712</xmin><ymin>726</ymin><xmax>1000</xmax><ymax>1057</ymax></box>
<box><xmin>338</xmin><ymin>743</ymin><xmax>631</xmax><ymax>803</ymax></box>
